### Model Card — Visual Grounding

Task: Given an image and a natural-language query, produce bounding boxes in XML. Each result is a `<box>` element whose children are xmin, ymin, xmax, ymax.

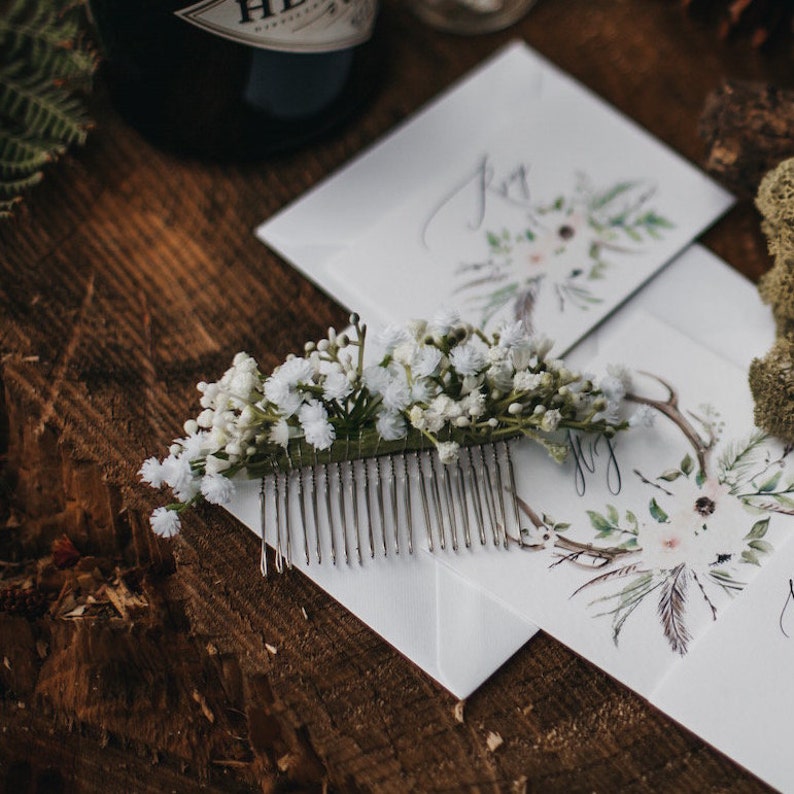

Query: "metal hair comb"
<box><xmin>258</xmin><ymin>439</ymin><xmax>525</xmax><ymax>575</ymax></box>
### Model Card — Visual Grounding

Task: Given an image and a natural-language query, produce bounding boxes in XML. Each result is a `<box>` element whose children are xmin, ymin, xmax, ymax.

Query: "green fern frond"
<box><xmin>0</xmin><ymin>0</ymin><xmax>96</xmax><ymax>218</ymax></box>
<box><xmin>0</xmin><ymin>131</ymin><xmax>63</xmax><ymax>178</ymax></box>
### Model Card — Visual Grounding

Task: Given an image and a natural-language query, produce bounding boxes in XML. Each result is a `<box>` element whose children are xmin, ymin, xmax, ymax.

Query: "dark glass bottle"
<box><xmin>89</xmin><ymin>0</ymin><xmax>383</xmax><ymax>160</ymax></box>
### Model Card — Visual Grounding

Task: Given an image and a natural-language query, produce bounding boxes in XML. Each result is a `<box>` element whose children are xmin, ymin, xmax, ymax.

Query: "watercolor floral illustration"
<box><xmin>455</xmin><ymin>175</ymin><xmax>674</xmax><ymax>330</ymax></box>
<box><xmin>516</xmin><ymin>372</ymin><xmax>794</xmax><ymax>655</ymax></box>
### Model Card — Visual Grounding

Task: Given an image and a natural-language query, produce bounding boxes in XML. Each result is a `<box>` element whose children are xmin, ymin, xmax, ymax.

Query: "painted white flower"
<box><xmin>638</xmin><ymin>477</ymin><xmax>749</xmax><ymax>571</ymax></box>
<box><xmin>150</xmin><ymin>507</ymin><xmax>181</xmax><ymax>538</ymax></box>
<box><xmin>201</xmin><ymin>472</ymin><xmax>236</xmax><ymax>505</ymax></box>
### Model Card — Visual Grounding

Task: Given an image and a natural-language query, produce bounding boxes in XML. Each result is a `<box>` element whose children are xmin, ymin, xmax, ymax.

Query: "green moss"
<box><xmin>750</xmin><ymin>338</ymin><xmax>794</xmax><ymax>443</ymax></box>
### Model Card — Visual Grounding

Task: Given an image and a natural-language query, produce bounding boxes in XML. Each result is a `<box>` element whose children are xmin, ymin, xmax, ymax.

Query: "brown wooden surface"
<box><xmin>1</xmin><ymin>2</ymin><xmax>793</xmax><ymax>792</ymax></box>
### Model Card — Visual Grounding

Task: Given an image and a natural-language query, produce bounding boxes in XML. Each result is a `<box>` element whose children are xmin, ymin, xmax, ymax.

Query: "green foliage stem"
<box><xmin>0</xmin><ymin>0</ymin><xmax>97</xmax><ymax>218</ymax></box>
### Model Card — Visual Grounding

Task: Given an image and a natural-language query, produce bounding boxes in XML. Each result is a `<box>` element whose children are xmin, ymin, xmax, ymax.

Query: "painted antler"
<box><xmin>625</xmin><ymin>372</ymin><xmax>716</xmax><ymax>476</ymax></box>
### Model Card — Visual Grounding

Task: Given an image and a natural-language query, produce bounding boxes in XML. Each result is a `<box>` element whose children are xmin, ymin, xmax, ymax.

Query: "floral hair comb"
<box><xmin>140</xmin><ymin>312</ymin><xmax>628</xmax><ymax>574</ymax></box>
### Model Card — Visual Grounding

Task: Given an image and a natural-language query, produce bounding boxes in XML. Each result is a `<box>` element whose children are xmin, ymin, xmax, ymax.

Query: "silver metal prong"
<box><xmin>504</xmin><ymin>440</ymin><xmax>523</xmax><ymax>546</ymax></box>
<box><xmin>336</xmin><ymin>461</ymin><xmax>350</xmax><ymax>564</ymax></box>
<box><xmin>297</xmin><ymin>445</ymin><xmax>310</xmax><ymax>564</ymax></box>
<box><xmin>402</xmin><ymin>451</ymin><xmax>413</xmax><ymax>554</ymax></box>
<box><xmin>274</xmin><ymin>471</ymin><xmax>284</xmax><ymax>574</ymax></box>
<box><xmin>362</xmin><ymin>452</ymin><xmax>376</xmax><ymax>559</ymax></box>
<box><xmin>309</xmin><ymin>455</ymin><xmax>322</xmax><ymax>565</ymax></box>
<box><xmin>481</xmin><ymin>446</ymin><xmax>500</xmax><ymax>547</ymax></box>
<box><xmin>389</xmin><ymin>456</ymin><xmax>400</xmax><ymax>555</ymax></box>
<box><xmin>284</xmin><ymin>465</ymin><xmax>293</xmax><ymax>569</ymax></box>
<box><xmin>466</xmin><ymin>446</ymin><xmax>487</xmax><ymax>545</ymax></box>
<box><xmin>321</xmin><ymin>455</ymin><xmax>337</xmax><ymax>566</ymax></box>
<box><xmin>491</xmin><ymin>442</ymin><xmax>509</xmax><ymax>549</ymax></box>
<box><xmin>441</xmin><ymin>459</ymin><xmax>459</xmax><ymax>552</ymax></box>
<box><xmin>351</xmin><ymin>458</ymin><xmax>363</xmax><ymax>564</ymax></box>
<box><xmin>375</xmin><ymin>454</ymin><xmax>388</xmax><ymax>556</ymax></box>
<box><xmin>259</xmin><ymin>478</ymin><xmax>268</xmax><ymax>578</ymax></box>
<box><xmin>416</xmin><ymin>451</ymin><xmax>434</xmax><ymax>552</ymax></box>
<box><xmin>455</xmin><ymin>457</ymin><xmax>472</xmax><ymax>548</ymax></box>
<box><xmin>430</xmin><ymin>454</ymin><xmax>447</xmax><ymax>551</ymax></box>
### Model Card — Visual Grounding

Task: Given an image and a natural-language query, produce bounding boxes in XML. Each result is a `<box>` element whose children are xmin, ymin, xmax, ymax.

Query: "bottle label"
<box><xmin>176</xmin><ymin>0</ymin><xmax>377</xmax><ymax>53</ymax></box>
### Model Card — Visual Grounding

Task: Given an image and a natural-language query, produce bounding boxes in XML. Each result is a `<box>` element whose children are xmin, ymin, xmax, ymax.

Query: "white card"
<box><xmin>257</xmin><ymin>40</ymin><xmax>733</xmax><ymax>355</ymax></box>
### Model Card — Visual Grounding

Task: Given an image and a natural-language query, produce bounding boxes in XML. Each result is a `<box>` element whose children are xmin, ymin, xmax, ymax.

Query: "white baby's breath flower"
<box><xmin>629</xmin><ymin>405</ymin><xmax>656</xmax><ymax>428</ymax></box>
<box><xmin>303</xmin><ymin>419</ymin><xmax>335</xmax><ymax>450</ymax></box>
<box><xmin>413</xmin><ymin>346</ymin><xmax>443</xmax><ymax>378</ymax></box>
<box><xmin>180</xmin><ymin>431</ymin><xmax>207</xmax><ymax>461</ymax></box>
<box><xmin>201</xmin><ymin>472</ymin><xmax>236</xmax><ymax>505</ymax></box>
<box><xmin>513</xmin><ymin>371</ymin><xmax>542</xmax><ymax>392</ymax></box>
<box><xmin>409</xmin><ymin>405</ymin><xmax>427</xmax><ymax>431</ymax></box>
<box><xmin>437</xmin><ymin>441</ymin><xmax>460</xmax><ymax>465</ymax></box>
<box><xmin>460</xmin><ymin>374</ymin><xmax>484</xmax><ymax>395</ymax></box>
<box><xmin>410</xmin><ymin>379</ymin><xmax>435</xmax><ymax>404</ymax></box>
<box><xmin>449</xmin><ymin>344</ymin><xmax>486</xmax><ymax>376</ymax></box>
<box><xmin>606</xmin><ymin>363</ymin><xmax>633</xmax><ymax>391</ymax></box>
<box><xmin>383</xmin><ymin>377</ymin><xmax>412</xmax><ymax>412</ymax></box>
<box><xmin>264</xmin><ymin>376</ymin><xmax>303</xmax><ymax>417</ymax></box>
<box><xmin>487</xmin><ymin>361</ymin><xmax>514</xmax><ymax>393</ymax></box>
<box><xmin>376</xmin><ymin>323</ymin><xmax>409</xmax><ymax>353</ymax></box>
<box><xmin>540</xmin><ymin>409</ymin><xmax>562</xmax><ymax>432</ymax></box>
<box><xmin>429</xmin><ymin>394</ymin><xmax>460</xmax><ymax>420</ymax></box>
<box><xmin>363</xmin><ymin>364</ymin><xmax>390</xmax><ymax>395</ymax></box>
<box><xmin>376</xmin><ymin>410</ymin><xmax>407</xmax><ymax>441</ymax></box>
<box><xmin>393</xmin><ymin>339</ymin><xmax>418</xmax><ymax>367</ymax></box>
<box><xmin>204</xmin><ymin>454</ymin><xmax>232</xmax><ymax>475</ymax></box>
<box><xmin>497</xmin><ymin>320</ymin><xmax>526</xmax><ymax>349</ymax></box>
<box><xmin>531</xmin><ymin>335</ymin><xmax>554</xmax><ymax>359</ymax></box>
<box><xmin>268</xmin><ymin>418</ymin><xmax>290</xmax><ymax>448</ymax></box>
<box><xmin>277</xmin><ymin>356</ymin><xmax>314</xmax><ymax>386</ymax></box>
<box><xmin>462</xmin><ymin>391</ymin><xmax>486</xmax><ymax>418</ymax></box>
<box><xmin>139</xmin><ymin>456</ymin><xmax>165</xmax><ymax>487</ymax></box>
<box><xmin>429</xmin><ymin>308</ymin><xmax>460</xmax><ymax>335</ymax></box>
<box><xmin>150</xmin><ymin>507</ymin><xmax>181</xmax><ymax>538</ymax></box>
<box><xmin>299</xmin><ymin>400</ymin><xmax>335</xmax><ymax>450</ymax></box>
<box><xmin>322</xmin><ymin>369</ymin><xmax>353</xmax><ymax>402</ymax></box>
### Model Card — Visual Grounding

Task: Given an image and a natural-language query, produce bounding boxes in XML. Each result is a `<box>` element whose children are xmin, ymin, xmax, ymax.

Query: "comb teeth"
<box><xmin>258</xmin><ymin>440</ymin><xmax>524</xmax><ymax>574</ymax></box>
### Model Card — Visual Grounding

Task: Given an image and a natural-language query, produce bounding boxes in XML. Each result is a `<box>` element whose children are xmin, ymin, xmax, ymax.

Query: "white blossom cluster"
<box><xmin>140</xmin><ymin>311</ymin><xmax>628</xmax><ymax>537</ymax></box>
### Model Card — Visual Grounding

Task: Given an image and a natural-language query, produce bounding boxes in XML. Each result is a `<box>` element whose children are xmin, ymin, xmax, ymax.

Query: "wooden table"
<box><xmin>1</xmin><ymin>2</ymin><xmax>792</xmax><ymax>791</ymax></box>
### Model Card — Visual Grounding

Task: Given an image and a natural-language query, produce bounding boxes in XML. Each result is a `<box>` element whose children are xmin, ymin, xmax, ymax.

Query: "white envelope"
<box><xmin>223</xmin><ymin>244</ymin><xmax>775</xmax><ymax>700</ymax></box>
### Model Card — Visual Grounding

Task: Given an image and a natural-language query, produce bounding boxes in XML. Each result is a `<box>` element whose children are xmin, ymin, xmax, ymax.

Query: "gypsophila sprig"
<box><xmin>140</xmin><ymin>312</ymin><xmax>629</xmax><ymax>536</ymax></box>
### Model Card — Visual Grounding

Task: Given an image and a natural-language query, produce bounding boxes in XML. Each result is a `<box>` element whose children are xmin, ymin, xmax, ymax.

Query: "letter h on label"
<box><xmin>236</xmin><ymin>0</ymin><xmax>308</xmax><ymax>23</ymax></box>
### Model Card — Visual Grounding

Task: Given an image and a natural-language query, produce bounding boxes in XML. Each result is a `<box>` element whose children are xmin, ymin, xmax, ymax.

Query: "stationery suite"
<box><xmin>232</xmin><ymin>41</ymin><xmax>790</xmax><ymax>790</ymax></box>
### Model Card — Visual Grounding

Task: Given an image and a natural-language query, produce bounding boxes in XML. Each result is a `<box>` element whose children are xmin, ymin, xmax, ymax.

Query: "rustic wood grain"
<box><xmin>1</xmin><ymin>1</ymin><xmax>792</xmax><ymax>791</ymax></box>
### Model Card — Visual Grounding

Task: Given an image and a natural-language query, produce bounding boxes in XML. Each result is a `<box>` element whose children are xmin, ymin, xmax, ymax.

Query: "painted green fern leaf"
<box><xmin>0</xmin><ymin>0</ymin><xmax>96</xmax><ymax>218</ymax></box>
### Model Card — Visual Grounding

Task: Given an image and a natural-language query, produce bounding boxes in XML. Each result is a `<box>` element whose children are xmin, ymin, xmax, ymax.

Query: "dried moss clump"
<box><xmin>750</xmin><ymin>157</ymin><xmax>794</xmax><ymax>440</ymax></box>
